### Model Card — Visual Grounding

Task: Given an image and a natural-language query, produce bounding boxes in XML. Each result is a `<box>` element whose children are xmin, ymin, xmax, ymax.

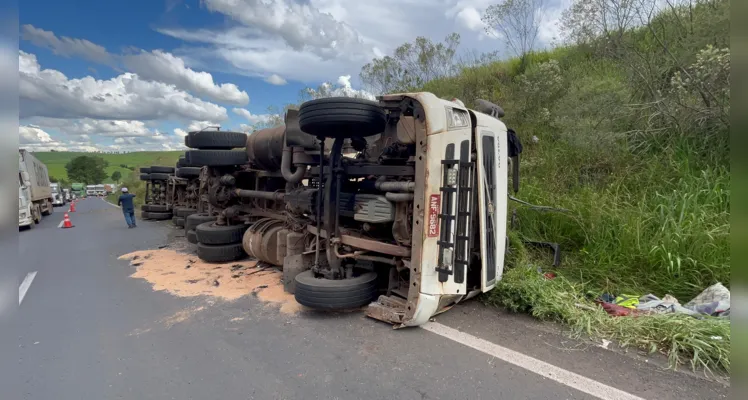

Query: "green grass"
<box><xmin>33</xmin><ymin>151</ymin><xmax>182</xmax><ymax>183</ymax></box>
<box><xmin>414</xmin><ymin>0</ymin><xmax>731</xmax><ymax>372</ymax></box>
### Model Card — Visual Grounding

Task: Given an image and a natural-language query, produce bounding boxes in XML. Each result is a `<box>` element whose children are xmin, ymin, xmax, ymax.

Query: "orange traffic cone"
<box><xmin>69</xmin><ymin>202</ymin><xmax>76</xmax><ymax>212</ymax></box>
<box><xmin>62</xmin><ymin>213</ymin><xmax>74</xmax><ymax>229</ymax></box>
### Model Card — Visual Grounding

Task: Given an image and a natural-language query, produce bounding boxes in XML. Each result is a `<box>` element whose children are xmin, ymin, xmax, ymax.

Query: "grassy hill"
<box><xmin>33</xmin><ymin>151</ymin><xmax>183</xmax><ymax>183</ymax></box>
<box><xmin>406</xmin><ymin>0</ymin><xmax>730</xmax><ymax>371</ymax></box>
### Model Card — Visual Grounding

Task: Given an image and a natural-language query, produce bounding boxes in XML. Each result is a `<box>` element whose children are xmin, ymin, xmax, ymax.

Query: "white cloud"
<box><xmin>22</xmin><ymin>24</ymin><xmax>249</xmax><ymax>105</ymax></box>
<box><xmin>19</xmin><ymin>50</ymin><xmax>228</xmax><ymax>122</ymax></box>
<box><xmin>302</xmin><ymin>75</ymin><xmax>376</xmax><ymax>100</ymax></box>
<box><xmin>202</xmin><ymin>0</ymin><xmax>365</xmax><ymax>59</ymax></box>
<box><xmin>21</xmin><ymin>24</ymin><xmax>115</xmax><ymax>65</ymax></box>
<box><xmin>19</xmin><ymin>125</ymin><xmax>53</xmax><ymax>144</ymax></box>
<box><xmin>174</xmin><ymin>128</ymin><xmax>188</xmax><ymax>137</ymax></box>
<box><xmin>187</xmin><ymin>120</ymin><xmax>220</xmax><ymax>132</ymax></box>
<box><xmin>122</xmin><ymin>50</ymin><xmax>249</xmax><ymax>105</ymax></box>
<box><xmin>264</xmin><ymin>74</ymin><xmax>287</xmax><ymax>85</ymax></box>
<box><xmin>232</xmin><ymin>108</ymin><xmax>277</xmax><ymax>124</ymax></box>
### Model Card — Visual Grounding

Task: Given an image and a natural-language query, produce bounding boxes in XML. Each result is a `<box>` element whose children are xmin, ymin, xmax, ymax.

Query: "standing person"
<box><xmin>117</xmin><ymin>187</ymin><xmax>137</xmax><ymax>228</ymax></box>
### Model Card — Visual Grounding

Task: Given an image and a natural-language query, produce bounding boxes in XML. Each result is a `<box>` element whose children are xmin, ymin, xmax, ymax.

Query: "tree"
<box><xmin>359</xmin><ymin>33</ymin><xmax>461</xmax><ymax>94</ymax></box>
<box><xmin>560</xmin><ymin>0</ymin><xmax>643</xmax><ymax>50</ymax></box>
<box><xmin>111</xmin><ymin>170</ymin><xmax>122</xmax><ymax>183</ymax></box>
<box><xmin>65</xmin><ymin>155</ymin><xmax>109</xmax><ymax>184</ymax></box>
<box><xmin>482</xmin><ymin>0</ymin><xmax>545</xmax><ymax>69</ymax></box>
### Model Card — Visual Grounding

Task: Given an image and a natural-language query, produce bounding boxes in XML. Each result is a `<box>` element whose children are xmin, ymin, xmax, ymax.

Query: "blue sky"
<box><xmin>18</xmin><ymin>0</ymin><xmax>570</xmax><ymax>152</ymax></box>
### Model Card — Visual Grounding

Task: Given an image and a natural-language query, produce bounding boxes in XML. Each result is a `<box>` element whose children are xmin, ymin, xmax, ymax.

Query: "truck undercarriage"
<box><xmin>172</xmin><ymin>93</ymin><xmax>515</xmax><ymax>327</ymax></box>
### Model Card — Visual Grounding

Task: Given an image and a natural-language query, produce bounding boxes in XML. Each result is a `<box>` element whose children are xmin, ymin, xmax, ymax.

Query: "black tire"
<box><xmin>174</xmin><ymin>207</ymin><xmax>197</xmax><ymax>217</ymax></box>
<box><xmin>141</xmin><ymin>204</ymin><xmax>151</xmax><ymax>212</ymax></box>
<box><xmin>197</xmin><ymin>242</ymin><xmax>246</xmax><ymax>263</ymax></box>
<box><xmin>172</xmin><ymin>216</ymin><xmax>185</xmax><ymax>227</ymax></box>
<box><xmin>176</xmin><ymin>167</ymin><xmax>201</xmax><ymax>179</ymax></box>
<box><xmin>195</xmin><ymin>222</ymin><xmax>248</xmax><ymax>245</ymax></box>
<box><xmin>187</xmin><ymin>131</ymin><xmax>247</xmax><ymax>150</ymax></box>
<box><xmin>141</xmin><ymin>211</ymin><xmax>151</xmax><ymax>219</ymax></box>
<box><xmin>139</xmin><ymin>173</ymin><xmax>150</xmax><ymax>181</ymax></box>
<box><xmin>148</xmin><ymin>211</ymin><xmax>172</xmax><ymax>220</ymax></box>
<box><xmin>294</xmin><ymin>270</ymin><xmax>378</xmax><ymax>310</ymax></box>
<box><xmin>148</xmin><ymin>204</ymin><xmax>170</xmax><ymax>212</ymax></box>
<box><xmin>185</xmin><ymin>213</ymin><xmax>217</xmax><ymax>232</ymax></box>
<box><xmin>186</xmin><ymin>229</ymin><xmax>198</xmax><ymax>244</ymax></box>
<box><xmin>139</xmin><ymin>167</ymin><xmax>151</xmax><ymax>173</ymax></box>
<box><xmin>149</xmin><ymin>172</ymin><xmax>171</xmax><ymax>181</ymax></box>
<box><xmin>299</xmin><ymin>97</ymin><xmax>385</xmax><ymax>138</ymax></box>
<box><xmin>176</xmin><ymin>156</ymin><xmax>186</xmax><ymax>168</ymax></box>
<box><xmin>186</xmin><ymin>150</ymin><xmax>248</xmax><ymax>167</ymax></box>
<box><xmin>150</xmin><ymin>166</ymin><xmax>175</xmax><ymax>174</ymax></box>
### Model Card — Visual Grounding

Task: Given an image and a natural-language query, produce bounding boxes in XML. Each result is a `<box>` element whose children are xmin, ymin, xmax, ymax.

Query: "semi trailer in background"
<box><xmin>19</xmin><ymin>149</ymin><xmax>54</xmax><ymax>229</ymax></box>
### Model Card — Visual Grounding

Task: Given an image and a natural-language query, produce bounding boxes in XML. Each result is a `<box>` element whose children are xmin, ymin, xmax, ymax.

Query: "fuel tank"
<box><xmin>245</xmin><ymin>126</ymin><xmax>285</xmax><ymax>171</ymax></box>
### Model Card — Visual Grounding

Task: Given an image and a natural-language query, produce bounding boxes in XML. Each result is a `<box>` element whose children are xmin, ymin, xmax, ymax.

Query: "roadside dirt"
<box><xmin>119</xmin><ymin>249</ymin><xmax>302</xmax><ymax>314</ymax></box>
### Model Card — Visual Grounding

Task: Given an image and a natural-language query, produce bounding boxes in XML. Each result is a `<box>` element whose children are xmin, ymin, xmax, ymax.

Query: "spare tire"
<box><xmin>185</xmin><ymin>213</ymin><xmax>217</xmax><ymax>232</ymax></box>
<box><xmin>176</xmin><ymin>167</ymin><xmax>201</xmax><ymax>179</ymax></box>
<box><xmin>149</xmin><ymin>172</ymin><xmax>171</xmax><ymax>181</ymax></box>
<box><xmin>174</xmin><ymin>207</ymin><xmax>197</xmax><ymax>217</ymax></box>
<box><xmin>150</xmin><ymin>166</ymin><xmax>175</xmax><ymax>174</ymax></box>
<box><xmin>139</xmin><ymin>167</ymin><xmax>151</xmax><ymax>173</ymax></box>
<box><xmin>299</xmin><ymin>97</ymin><xmax>385</xmax><ymax>138</ymax></box>
<box><xmin>197</xmin><ymin>242</ymin><xmax>246</xmax><ymax>263</ymax></box>
<box><xmin>148</xmin><ymin>211</ymin><xmax>172</xmax><ymax>220</ymax></box>
<box><xmin>187</xmin><ymin>131</ymin><xmax>247</xmax><ymax>149</ymax></box>
<box><xmin>139</xmin><ymin>173</ymin><xmax>150</xmax><ymax>181</ymax></box>
<box><xmin>294</xmin><ymin>270</ymin><xmax>378</xmax><ymax>310</ymax></box>
<box><xmin>196</xmin><ymin>222</ymin><xmax>248</xmax><ymax>245</ymax></box>
<box><xmin>186</xmin><ymin>229</ymin><xmax>198</xmax><ymax>244</ymax></box>
<box><xmin>186</xmin><ymin>150</ymin><xmax>248</xmax><ymax>167</ymax></box>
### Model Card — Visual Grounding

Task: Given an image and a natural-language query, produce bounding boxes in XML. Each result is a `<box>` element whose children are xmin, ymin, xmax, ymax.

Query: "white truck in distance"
<box><xmin>19</xmin><ymin>149</ymin><xmax>54</xmax><ymax>229</ymax></box>
<box><xmin>51</xmin><ymin>183</ymin><xmax>66</xmax><ymax>206</ymax></box>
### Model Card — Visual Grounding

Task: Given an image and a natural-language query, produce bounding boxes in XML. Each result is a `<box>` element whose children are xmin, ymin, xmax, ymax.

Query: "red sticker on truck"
<box><xmin>427</xmin><ymin>194</ymin><xmax>441</xmax><ymax>237</ymax></box>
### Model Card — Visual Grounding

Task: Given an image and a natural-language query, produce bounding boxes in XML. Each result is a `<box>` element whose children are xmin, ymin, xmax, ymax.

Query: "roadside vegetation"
<box><xmin>35</xmin><ymin>151</ymin><xmax>181</xmax><ymax>184</ymax></box>
<box><xmin>358</xmin><ymin>0</ymin><xmax>730</xmax><ymax>371</ymax></box>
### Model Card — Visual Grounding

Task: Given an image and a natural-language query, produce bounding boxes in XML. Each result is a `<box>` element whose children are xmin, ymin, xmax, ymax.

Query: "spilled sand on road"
<box><xmin>119</xmin><ymin>249</ymin><xmax>302</xmax><ymax>314</ymax></box>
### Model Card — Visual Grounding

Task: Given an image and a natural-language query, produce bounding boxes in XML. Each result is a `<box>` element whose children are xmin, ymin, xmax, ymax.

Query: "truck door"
<box><xmin>474</xmin><ymin>123</ymin><xmax>509</xmax><ymax>291</ymax></box>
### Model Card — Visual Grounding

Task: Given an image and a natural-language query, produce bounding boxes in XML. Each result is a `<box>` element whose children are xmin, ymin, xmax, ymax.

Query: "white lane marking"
<box><xmin>19</xmin><ymin>271</ymin><xmax>37</xmax><ymax>305</ymax></box>
<box><xmin>57</xmin><ymin>220</ymin><xmax>64</xmax><ymax>228</ymax></box>
<box><xmin>102</xmin><ymin>198</ymin><xmax>121</xmax><ymax>208</ymax></box>
<box><xmin>421</xmin><ymin>322</ymin><xmax>646</xmax><ymax>400</ymax></box>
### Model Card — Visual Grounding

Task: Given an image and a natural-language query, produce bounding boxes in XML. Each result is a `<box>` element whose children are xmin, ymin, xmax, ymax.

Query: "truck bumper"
<box><xmin>19</xmin><ymin>215</ymin><xmax>33</xmax><ymax>227</ymax></box>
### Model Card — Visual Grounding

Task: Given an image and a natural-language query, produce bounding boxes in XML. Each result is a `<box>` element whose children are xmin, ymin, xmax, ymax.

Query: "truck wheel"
<box><xmin>294</xmin><ymin>270</ymin><xmax>378</xmax><ymax>310</ymax></box>
<box><xmin>176</xmin><ymin>167</ymin><xmax>201</xmax><ymax>179</ymax></box>
<box><xmin>186</xmin><ymin>150</ymin><xmax>248</xmax><ymax>167</ymax></box>
<box><xmin>139</xmin><ymin>167</ymin><xmax>151</xmax><ymax>173</ymax></box>
<box><xmin>174</xmin><ymin>207</ymin><xmax>197</xmax><ymax>217</ymax></box>
<box><xmin>186</xmin><ymin>229</ymin><xmax>198</xmax><ymax>244</ymax></box>
<box><xmin>185</xmin><ymin>213</ymin><xmax>217</xmax><ymax>232</ymax></box>
<box><xmin>172</xmin><ymin>216</ymin><xmax>185</xmax><ymax>228</ymax></box>
<box><xmin>139</xmin><ymin>173</ymin><xmax>150</xmax><ymax>181</ymax></box>
<box><xmin>149</xmin><ymin>204</ymin><xmax>171</xmax><ymax>213</ymax></box>
<box><xmin>195</xmin><ymin>222</ymin><xmax>248</xmax><ymax>245</ymax></box>
<box><xmin>150</xmin><ymin>166</ymin><xmax>175</xmax><ymax>174</ymax></box>
<box><xmin>141</xmin><ymin>211</ymin><xmax>151</xmax><ymax>220</ymax></box>
<box><xmin>197</xmin><ymin>242</ymin><xmax>246</xmax><ymax>263</ymax></box>
<box><xmin>298</xmin><ymin>97</ymin><xmax>386</xmax><ymax>138</ymax></box>
<box><xmin>141</xmin><ymin>204</ymin><xmax>151</xmax><ymax>212</ymax></box>
<box><xmin>148</xmin><ymin>212</ymin><xmax>172</xmax><ymax>220</ymax></box>
<box><xmin>149</xmin><ymin>173</ymin><xmax>171</xmax><ymax>181</ymax></box>
<box><xmin>187</xmin><ymin>131</ymin><xmax>247</xmax><ymax>149</ymax></box>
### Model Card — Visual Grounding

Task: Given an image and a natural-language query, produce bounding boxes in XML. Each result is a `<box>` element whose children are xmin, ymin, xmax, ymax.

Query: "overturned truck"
<box><xmin>183</xmin><ymin>92</ymin><xmax>518</xmax><ymax>327</ymax></box>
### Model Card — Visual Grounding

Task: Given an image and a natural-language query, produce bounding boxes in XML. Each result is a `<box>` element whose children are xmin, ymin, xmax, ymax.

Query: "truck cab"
<box><xmin>51</xmin><ymin>183</ymin><xmax>66</xmax><ymax>206</ymax></box>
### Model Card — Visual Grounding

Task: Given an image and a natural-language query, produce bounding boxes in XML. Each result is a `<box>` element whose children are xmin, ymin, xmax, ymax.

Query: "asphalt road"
<box><xmin>4</xmin><ymin>198</ymin><xmax>729</xmax><ymax>399</ymax></box>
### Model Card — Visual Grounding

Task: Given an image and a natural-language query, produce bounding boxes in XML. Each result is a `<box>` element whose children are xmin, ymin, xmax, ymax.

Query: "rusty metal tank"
<box><xmin>245</xmin><ymin>126</ymin><xmax>285</xmax><ymax>171</ymax></box>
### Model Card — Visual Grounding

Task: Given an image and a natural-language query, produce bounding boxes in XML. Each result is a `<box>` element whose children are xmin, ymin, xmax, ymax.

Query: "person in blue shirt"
<box><xmin>117</xmin><ymin>187</ymin><xmax>137</xmax><ymax>228</ymax></box>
